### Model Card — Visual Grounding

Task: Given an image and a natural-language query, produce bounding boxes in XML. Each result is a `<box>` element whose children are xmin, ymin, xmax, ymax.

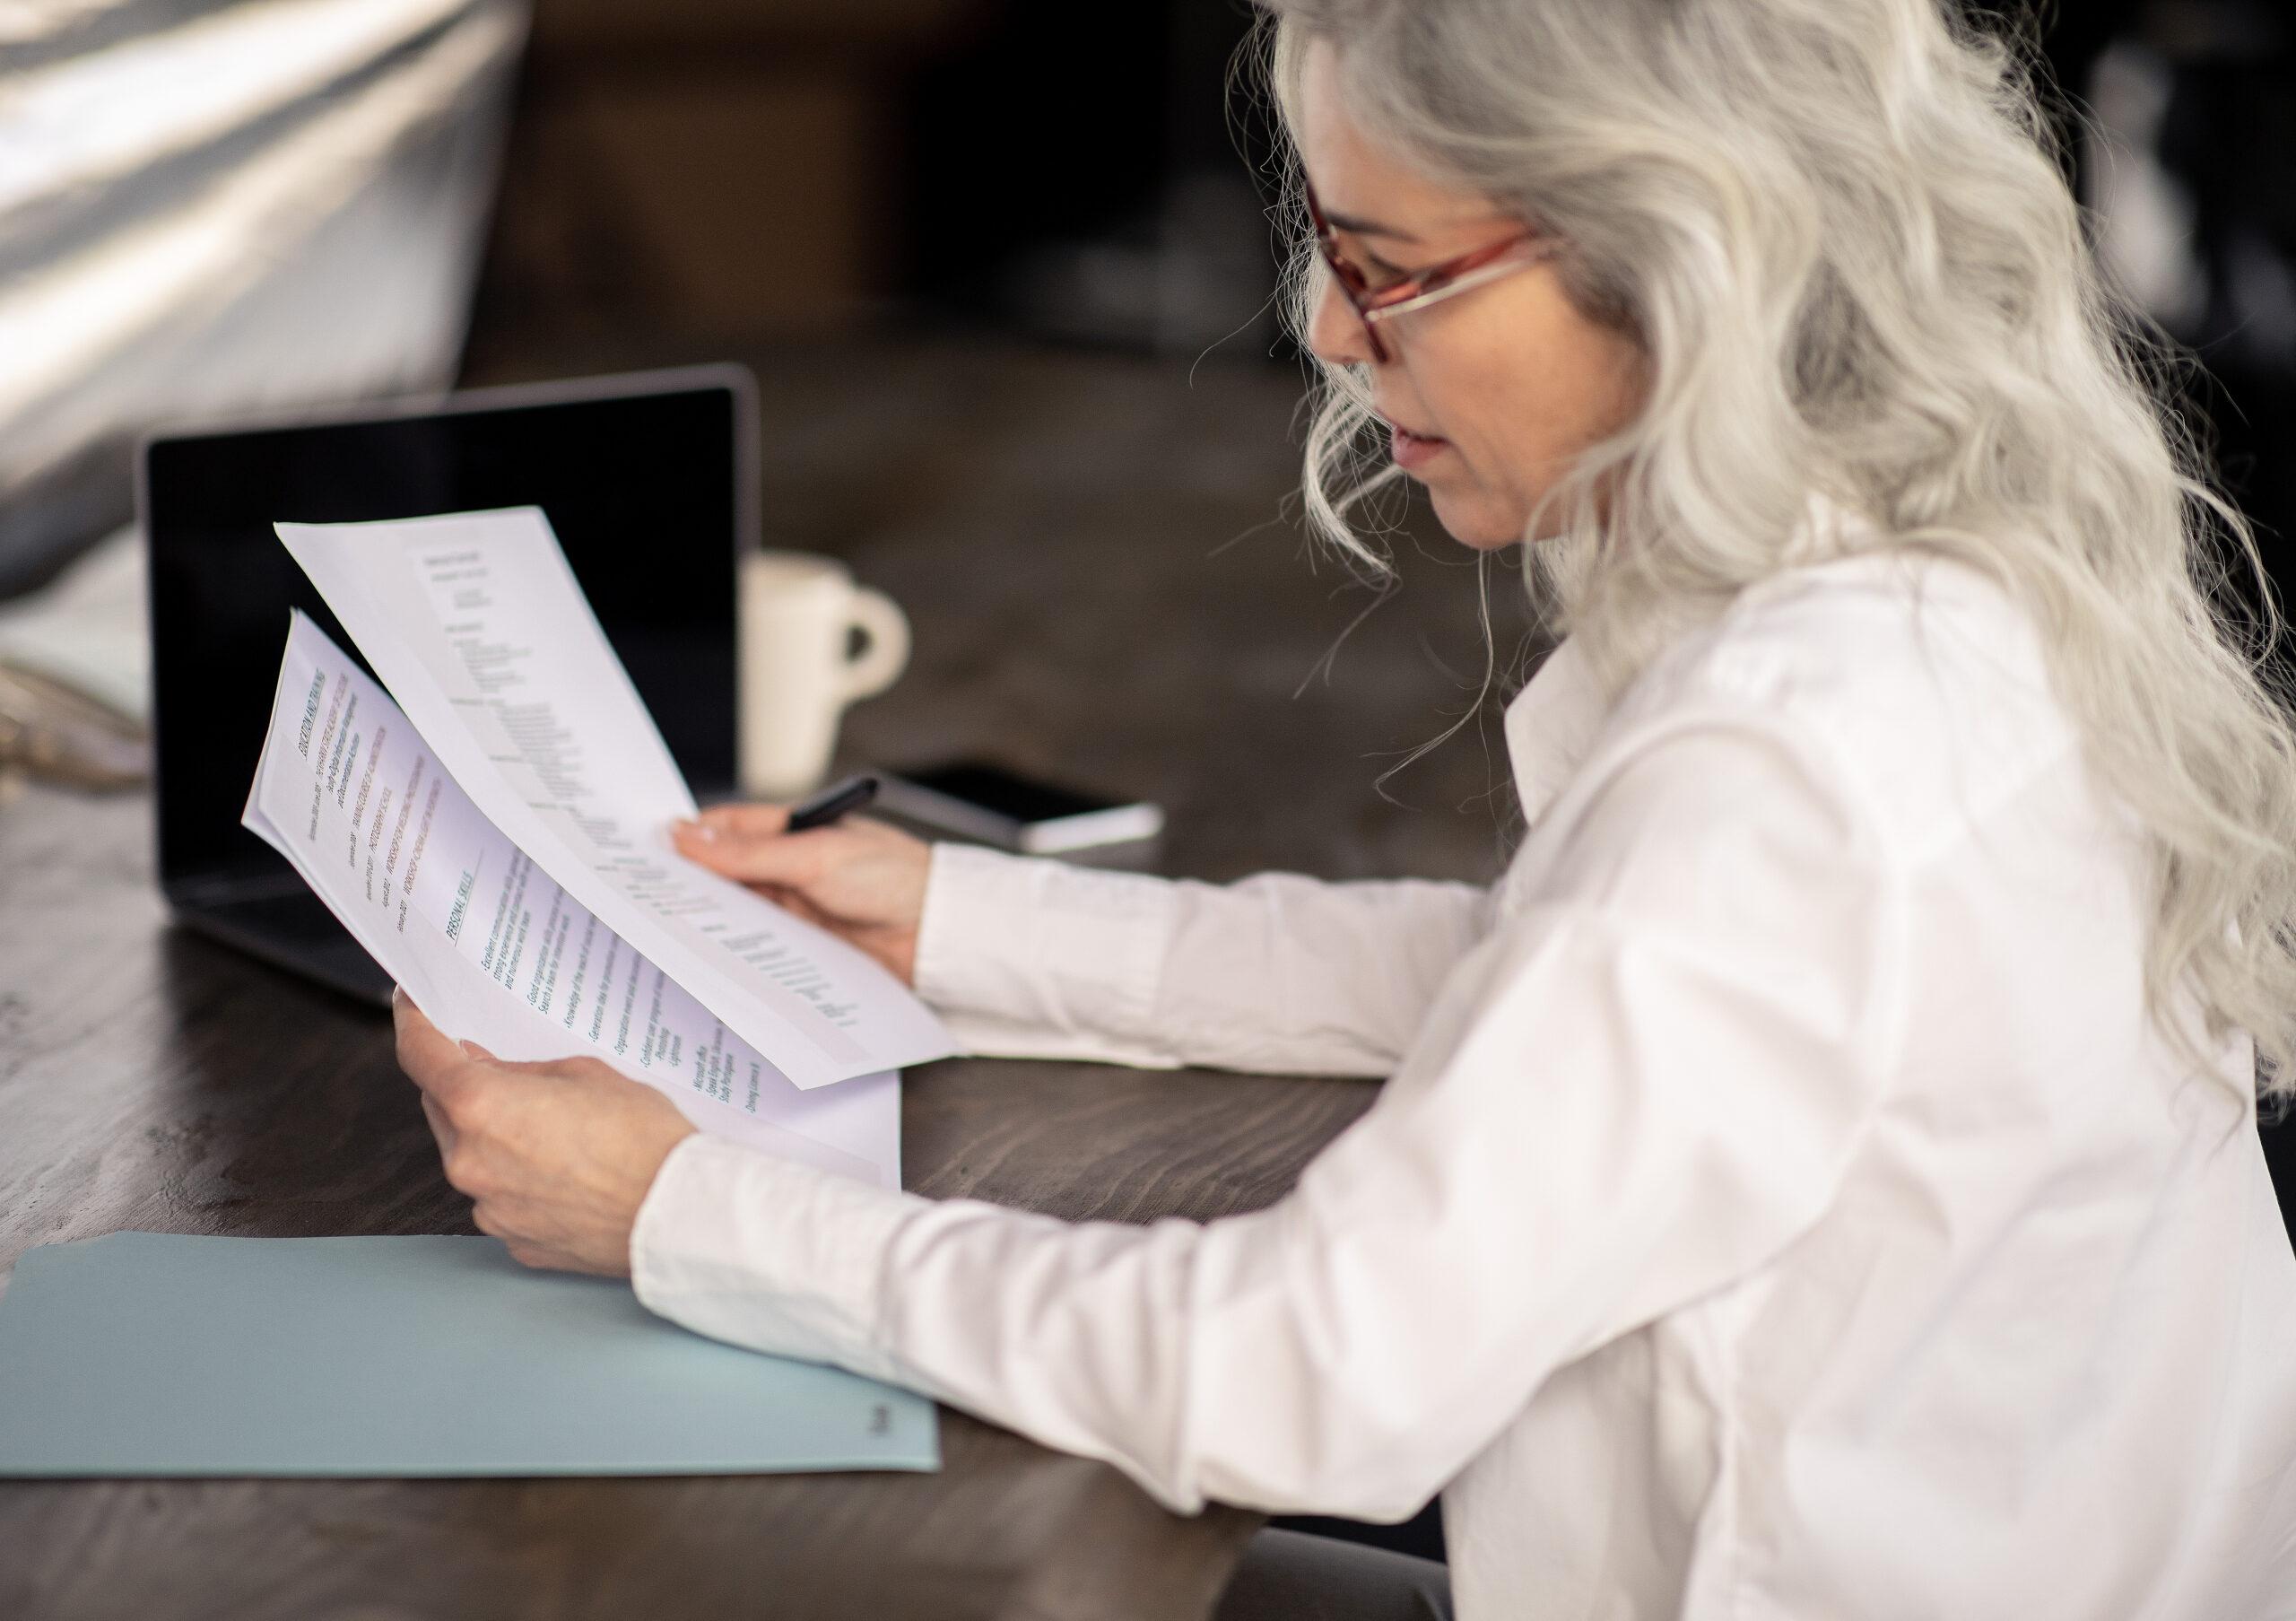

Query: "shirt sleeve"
<box><xmin>632</xmin><ymin>716</ymin><xmax>1900</xmax><ymax>1519</ymax></box>
<box><xmin>909</xmin><ymin>841</ymin><xmax>1493</xmax><ymax>1076</ymax></box>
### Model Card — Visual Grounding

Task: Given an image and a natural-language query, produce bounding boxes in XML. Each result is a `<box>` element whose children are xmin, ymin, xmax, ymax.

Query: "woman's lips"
<box><xmin>1386</xmin><ymin>421</ymin><xmax>1448</xmax><ymax>472</ymax></box>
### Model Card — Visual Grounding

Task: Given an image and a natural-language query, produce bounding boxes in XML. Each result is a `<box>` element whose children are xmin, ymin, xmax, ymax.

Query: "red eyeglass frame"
<box><xmin>1303</xmin><ymin>177</ymin><xmax>1547</xmax><ymax>363</ymax></box>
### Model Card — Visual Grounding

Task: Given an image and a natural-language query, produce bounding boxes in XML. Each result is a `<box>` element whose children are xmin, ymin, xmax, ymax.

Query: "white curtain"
<box><xmin>0</xmin><ymin>0</ymin><xmax>527</xmax><ymax>592</ymax></box>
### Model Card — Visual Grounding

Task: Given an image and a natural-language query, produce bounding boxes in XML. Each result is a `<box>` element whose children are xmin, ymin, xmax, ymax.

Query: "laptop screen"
<box><xmin>143</xmin><ymin>367</ymin><xmax>751</xmax><ymax>900</ymax></box>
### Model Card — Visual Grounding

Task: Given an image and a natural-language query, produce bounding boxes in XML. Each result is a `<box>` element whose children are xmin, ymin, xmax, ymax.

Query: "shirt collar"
<box><xmin>1502</xmin><ymin>494</ymin><xmax>1871</xmax><ymax>824</ymax></box>
<box><xmin>1503</xmin><ymin>634</ymin><xmax>1608</xmax><ymax>828</ymax></box>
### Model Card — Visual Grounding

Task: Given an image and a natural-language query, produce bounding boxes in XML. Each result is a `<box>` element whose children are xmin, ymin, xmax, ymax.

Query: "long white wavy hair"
<box><xmin>1252</xmin><ymin>0</ymin><xmax>2296</xmax><ymax>1103</ymax></box>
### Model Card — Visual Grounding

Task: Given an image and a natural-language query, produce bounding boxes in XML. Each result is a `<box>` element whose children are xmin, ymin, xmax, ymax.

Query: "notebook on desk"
<box><xmin>0</xmin><ymin>1232</ymin><xmax>939</xmax><ymax>1478</ymax></box>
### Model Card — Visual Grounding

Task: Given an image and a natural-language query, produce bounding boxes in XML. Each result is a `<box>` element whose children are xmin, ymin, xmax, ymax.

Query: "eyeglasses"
<box><xmin>1303</xmin><ymin>177</ymin><xmax>1550</xmax><ymax>364</ymax></box>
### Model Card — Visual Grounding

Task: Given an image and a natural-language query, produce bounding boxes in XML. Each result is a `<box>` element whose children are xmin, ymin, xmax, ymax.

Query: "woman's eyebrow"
<box><xmin>1319</xmin><ymin>208</ymin><xmax>1423</xmax><ymax>245</ymax></box>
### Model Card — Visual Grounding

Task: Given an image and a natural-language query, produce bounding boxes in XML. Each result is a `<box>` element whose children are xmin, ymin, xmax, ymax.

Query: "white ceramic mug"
<box><xmin>737</xmin><ymin>550</ymin><xmax>910</xmax><ymax>799</ymax></box>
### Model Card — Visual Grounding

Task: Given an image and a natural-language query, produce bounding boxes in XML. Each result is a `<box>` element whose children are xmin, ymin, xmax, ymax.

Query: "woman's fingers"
<box><xmin>669</xmin><ymin>804</ymin><xmax>926</xmax><ymax>969</ymax></box>
<box><xmin>757</xmin><ymin>881</ymin><xmax>831</xmax><ymax>927</ymax></box>
<box><xmin>393</xmin><ymin>988</ymin><xmax>474</xmax><ymax>1103</ymax></box>
<box><xmin>672</xmin><ymin>817</ymin><xmax>831</xmax><ymax>888</ymax></box>
<box><xmin>685</xmin><ymin>803</ymin><xmax>791</xmax><ymax>839</ymax></box>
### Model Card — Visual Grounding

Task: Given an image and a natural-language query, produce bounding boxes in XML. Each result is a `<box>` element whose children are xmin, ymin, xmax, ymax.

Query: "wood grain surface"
<box><xmin>0</xmin><ymin>340</ymin><xmax>1536</xmax><ymax>1620</ymax></box>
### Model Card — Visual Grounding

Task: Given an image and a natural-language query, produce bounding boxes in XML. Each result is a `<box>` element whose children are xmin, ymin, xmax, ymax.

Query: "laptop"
<box><xmin>139</xmin><ymin>365</ymin><xmax>754</xmax><ymax>1006</ymax></box>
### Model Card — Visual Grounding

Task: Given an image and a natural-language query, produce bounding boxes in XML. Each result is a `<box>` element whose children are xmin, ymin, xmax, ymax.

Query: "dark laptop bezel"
<box><xmin>137</xmin><ymin>364</ymin><xmax>757</xmax><ymax>1004</ymax></box>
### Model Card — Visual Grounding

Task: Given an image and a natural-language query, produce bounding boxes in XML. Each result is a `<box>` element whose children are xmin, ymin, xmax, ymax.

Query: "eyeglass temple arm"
<box><xmin>1360</xmin><ymin>250</ymin><xmax>1545</xmax><ymax>325</ymax></box>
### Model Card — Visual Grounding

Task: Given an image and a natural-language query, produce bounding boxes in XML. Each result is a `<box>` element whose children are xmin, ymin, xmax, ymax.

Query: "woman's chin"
<box><xmin>1427</xmin><ymin>485</ymin><xmax>1528</xmax><ymax>553</ymax></box>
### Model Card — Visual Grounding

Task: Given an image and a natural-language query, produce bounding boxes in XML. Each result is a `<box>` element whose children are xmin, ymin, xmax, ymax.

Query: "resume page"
<box><xmin>243</xmin><ymin>611</ymin><xmax>899</xmax><ymax>1187</ymax></box>
<box><xmin>274</xmin><ymin>508</ymin><xmax>955</xmax><ymax>1091</ymax></box>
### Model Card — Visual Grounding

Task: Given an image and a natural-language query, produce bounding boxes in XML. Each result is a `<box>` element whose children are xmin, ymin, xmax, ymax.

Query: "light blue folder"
<box><xmin>0</xmin><ymin>1233</ymin><xmax>938</xmax><ymax>1477</ymax></box>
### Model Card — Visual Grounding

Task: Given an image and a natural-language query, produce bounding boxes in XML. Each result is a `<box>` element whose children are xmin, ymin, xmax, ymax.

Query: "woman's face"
<box><xmin>1295</xmin><ymin>40</ymin><xmax>1647</xmax><ymax>549</ymax></box>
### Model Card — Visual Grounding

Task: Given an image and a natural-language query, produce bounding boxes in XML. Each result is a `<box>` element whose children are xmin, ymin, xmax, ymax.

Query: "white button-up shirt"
<box><xmin>632</xmin><ymin>548</ymin><xmax>2296</xmax><ymax>1619</ymax></box>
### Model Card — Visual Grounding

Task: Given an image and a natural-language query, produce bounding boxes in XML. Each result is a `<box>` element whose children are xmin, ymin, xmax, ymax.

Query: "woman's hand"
<box><xmin>393</xmin><ymin>989</ymin><xmax>696</xmax><ymax>1277</ymax></box>
<box><xmin>672</xmin><ymin>804</ymin><xmax>932</xmax><ymax>987</ymax></box>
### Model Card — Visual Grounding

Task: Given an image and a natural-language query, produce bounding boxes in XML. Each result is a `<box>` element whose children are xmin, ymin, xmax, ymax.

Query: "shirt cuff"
<box><xmin>912</xmin><ymin>841</ymin><xmax>1177</xmax><ymax>1052</ymax></box>
<box><xmin>630</xmin><ymin>1131</ymin><xmax>928</xmax><ymax>1381</ymax></box>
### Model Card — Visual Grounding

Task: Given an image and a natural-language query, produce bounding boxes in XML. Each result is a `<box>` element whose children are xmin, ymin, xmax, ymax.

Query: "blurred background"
<box><xmin>4</xmin><ymin>0</ymin><xmax>2292</xmax><ymax>590</ymax></box>
<box><xmin>0</xmin><ymin>0</ymin><xmax>1300</xmax><ymax>595</ymax></box>
<box><xmin>1</xmin><ymin>0</ymin><xmax>2292</xmax><ymax>1231</ymax></box>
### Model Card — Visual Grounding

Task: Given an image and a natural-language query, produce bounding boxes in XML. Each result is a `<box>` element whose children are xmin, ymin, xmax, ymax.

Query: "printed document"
<box><xmin>274</xmin><ymin>508</ymin><xmax>955</xmax><ymax>1091</ymax></box>
<box><xmin>244</xmin><ymin>612</ymin><xmax>900</xmax><ymax>1185</ymax></box>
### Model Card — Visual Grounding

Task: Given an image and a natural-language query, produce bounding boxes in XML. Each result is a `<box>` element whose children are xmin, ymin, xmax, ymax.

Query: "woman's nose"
<box><xmin>1306</xmin><ymin>268</ymin><xmax>1380</xmax><ymax>368</ymax></box>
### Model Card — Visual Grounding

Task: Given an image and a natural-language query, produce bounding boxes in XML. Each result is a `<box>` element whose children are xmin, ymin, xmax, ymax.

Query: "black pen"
<box><xmin>784</xmin><ymin>771</ymin><xmax>880</xmax><ymax>832</ymax></box>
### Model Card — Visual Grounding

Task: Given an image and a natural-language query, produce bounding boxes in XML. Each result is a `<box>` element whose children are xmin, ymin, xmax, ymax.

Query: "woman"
<box><xmin>393</xmin><ymin>0</ymin><xmax>2296</xmax><ymax>1615</ymax></box>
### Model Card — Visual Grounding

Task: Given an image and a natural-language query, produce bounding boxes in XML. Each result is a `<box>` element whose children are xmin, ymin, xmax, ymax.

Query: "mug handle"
<box><xmin>838</xmin><ymin>588</ymin><xmax>911</xmax><ymax>703</ymax></box>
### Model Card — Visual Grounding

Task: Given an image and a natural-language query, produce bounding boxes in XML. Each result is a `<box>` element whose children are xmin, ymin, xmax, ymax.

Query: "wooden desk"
<box><xmin>0</xmin><ymin>342</ymin><xmax>1522</xmax><ymax>1619</ymax></box>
